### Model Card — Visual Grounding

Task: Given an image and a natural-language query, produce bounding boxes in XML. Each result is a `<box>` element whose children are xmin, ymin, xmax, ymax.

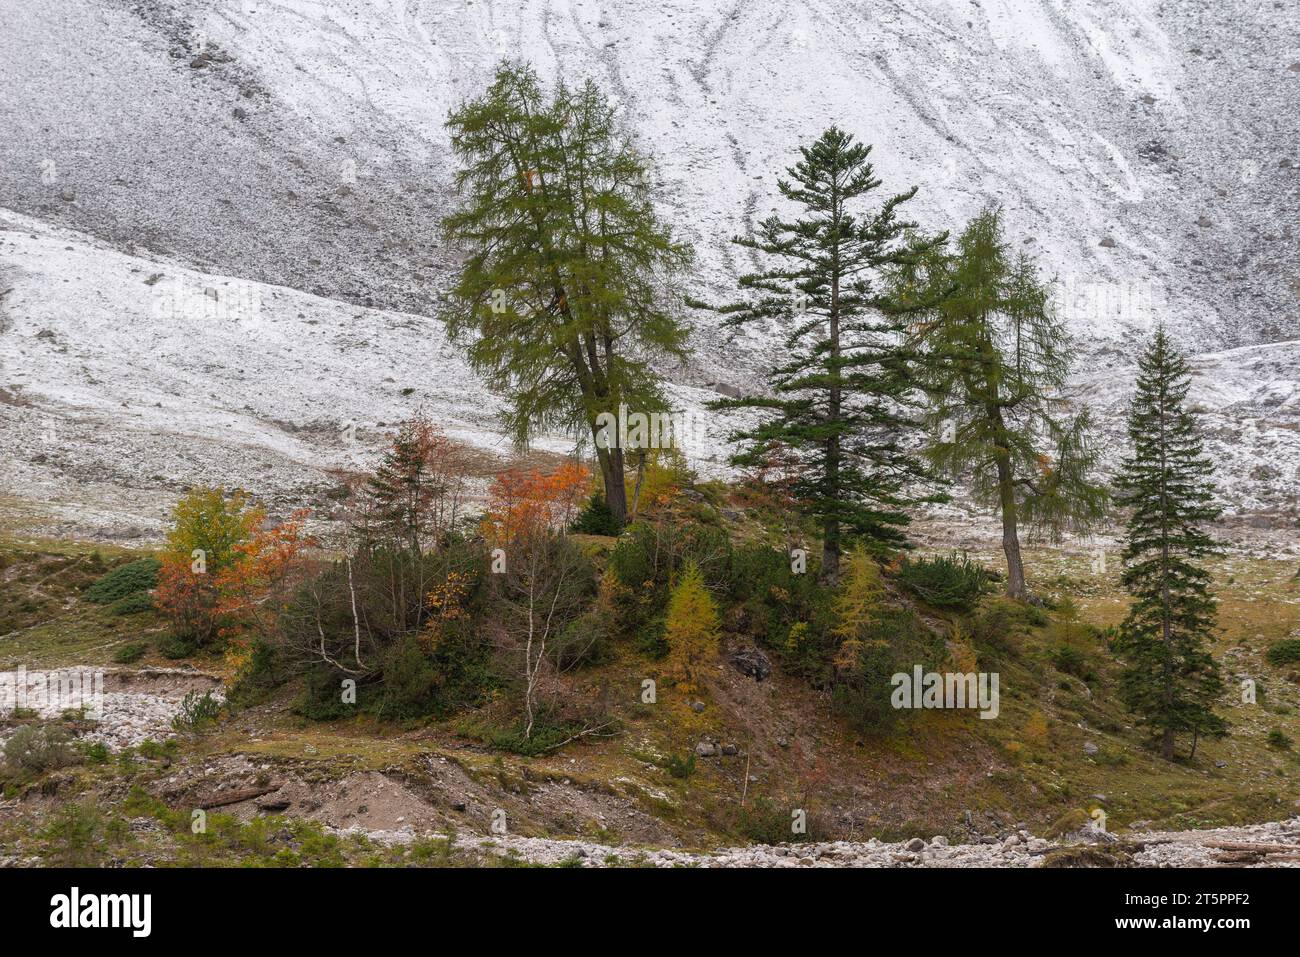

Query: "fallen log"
<box><xmin>1204</xmin><ymin>840</ymin><xmax>1300</xmax><ymax>854</ymax></box>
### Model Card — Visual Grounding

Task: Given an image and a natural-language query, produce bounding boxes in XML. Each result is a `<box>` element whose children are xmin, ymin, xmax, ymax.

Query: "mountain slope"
<box><xmin>2</xmin><ymin>0</ymin><xmax>1296</xmax><ymax>374</ymax></box>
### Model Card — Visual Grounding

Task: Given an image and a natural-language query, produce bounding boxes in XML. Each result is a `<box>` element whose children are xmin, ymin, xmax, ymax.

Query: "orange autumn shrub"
<box><xmin>154</xmin><ymin>489</ymin><xmax>315</xmax><ymax>650</ymax></box>
<box><xmin>215</xmin><ymin>509</ymin><xmax>316</xmax><ymax>642</ymax></box>
<box><xmin>481</xmin><ymin>461</ymin><xmax>589</xmax><ymax>544</ymax></box>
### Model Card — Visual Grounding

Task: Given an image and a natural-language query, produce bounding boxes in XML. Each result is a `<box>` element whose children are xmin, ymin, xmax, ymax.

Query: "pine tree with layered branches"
<box><xmin>1113</xmin><ymin>327</ymin><xmax>1226</xmax><ymax>761</ymax></box>
<box><xmin>699</xmin><ymin>127</ymin><xmax>945</xmax><ymax>583</ymax></box>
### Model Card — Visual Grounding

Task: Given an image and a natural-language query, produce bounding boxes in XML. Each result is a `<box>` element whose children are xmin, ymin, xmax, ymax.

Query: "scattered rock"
<box><xmin>1083</xmin><ymin>741</ymin><xmax>1099</xmax><ymax>755</ymax></box>
<box><xmin>730</xmin><ymin>647</ymin><xmax>772</xmax><ymax>682</ymax></box>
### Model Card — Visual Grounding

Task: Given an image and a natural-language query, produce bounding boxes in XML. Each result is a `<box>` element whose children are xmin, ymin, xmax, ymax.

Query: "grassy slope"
<box><xmin>1</xmin><ymin>532</ymin><xmax>1298</xmax><ymax>866</ymax></box>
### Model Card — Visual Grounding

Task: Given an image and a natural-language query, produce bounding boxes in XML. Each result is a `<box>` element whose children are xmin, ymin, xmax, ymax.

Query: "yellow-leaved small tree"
<box><xmin>665</xmin><ymin>562</ymin><xmax>720</xmax><ymax>691</ymax></box>
<box><xmin>831</xmin><ymin>549</ymin><xmax>886</xmax><ymax>672</ymax></box>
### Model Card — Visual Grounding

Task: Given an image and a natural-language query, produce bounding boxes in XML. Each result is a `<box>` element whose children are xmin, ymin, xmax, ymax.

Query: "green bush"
<box><xmin>895</xmin><ymin>553</ymin><xmax>993</xmax><ymax>610</ymax></box>
<box><xmin>831</xmin><ymin>606</ymin><xmax>941</xmax><ymax>733</ymax></box>
<box><xmin>227</xmin><ymin>639</ymin><xmax>283</xmax><ymax>706</ymax></box>
<box><xmin>736</xmin><ymin>796</ymin><xmax>818</xmax><ymax>844</ymax></box>
<box><xmin>376</xmin><ymin>635</ymin><xmax>455</xmax><ymax>722</ymax></box>
<box><xmin>1266</xmin><ymin>728</ymin><xmax>1293</xmax><ymax>750</ymax></box>
<box><xmin>609</xmin><ymin>519</ymin><xmax>732</xmax><ymax>595</ymax></box>
<box><xmin>551</xmin><ymin>614</ymin><xmax>614</xmax><ymax>671</ymax></box>
<box><xmin>4</xmin><ymin>723</ymin><xmax>77</xmax><ymax>774</ymax></box>
<box><xmin>1265</xmin><ymin>639</ymin><xmax>1300</xmax><ymax>666</ymax></box>
<box><xmin>456</xmin><ymin>711</ymin><xmax>596</xmax><ymax>757</ymax></box>
<box><xmin>159</xmin><ymin>633</ymin><xmax>198</xmax><ymax>659</ymax></box>
<box><xmin>728</xmin><ymin>542</ymin><xmax>833</xmax><ymax>677</ymax></box>
<box><xmin>109</xmin><ymin>591</ymin><xmax>155</xmax><ymax>616</ymax></box>
<box><xmin>571</xmin><ymin>493</ymin><xmax>621</xmax><ymax>536</ymax></box>
<box><xmin>82</xmin><ymin>741</ymin><xmax>111</xmax><ymax>764</ymax></box>
<box><xmin>84</xmin><ymin>557</ymin><xmax>160</xmax><ymax>604</ymax></box>
<box><xmin>1049</xmin><ymin>644</ymin><xmax>1097</xmax><ymax>683</ymax></box>
<box><xmin>966</xmin><ymin>598</ymin><xmax>1041</xmax><ymax>662</ymax></box>
<box><xmin>41</xmin><ymin>802</ymin><xmax>112</xmax><ymax>866</ymax></box>
<box><xmin>282</xmin><ymin>538</ymin><xmax>496</xmax><ymax>723</ymax></box>
<box><xmin>171</xmin><ymin>690</ymin><xmax>222</xmax><ymax>733</ymax></box>
<box><xmin>294</xmin><ymin>666</ymin><xmax>361</xmax><ymax>721</ymax></box>
<box><xmin>663</xmin><ymin>752</ymin><xmax>696</xmax><ymax>779</ymax></box>
<box><xmin>112</xmin><ymin>641</ymin><xmax>149</xmax><ymax>664</ymax></box>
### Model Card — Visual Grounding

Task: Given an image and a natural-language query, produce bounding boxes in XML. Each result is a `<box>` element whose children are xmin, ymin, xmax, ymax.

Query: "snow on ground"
<box><xmin>0</xmin><ymin>1</ymin><xmax>1296</xmax><ymax>539</ymax></box>
<box><xmin>0</xmin><ymin>208</ymin><xmax>740</xmax><ymax>539</ymax></box>
<box><xmin>1</xmin><ymin>0</ymin><xmax>1295</xmax><ymax>382</ymax></box>
<box><xmin>1</xmin><ymin>202</ymin><xmax>1294</xmax><ymax>543</ymax></box>
<box><xmin>1072</xmin><ymin>338</ymin><xmax>1300</xmax><ymax>518</ymax></box>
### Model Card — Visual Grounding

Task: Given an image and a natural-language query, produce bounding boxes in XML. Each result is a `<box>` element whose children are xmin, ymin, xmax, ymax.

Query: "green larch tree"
<box><xmin>441</xmin><ymin>62</ymin><xmax>693</xmax><ymax>527</ymax></box>
<box><xmin>894</xmin><ymin>208</ymin><xmax>1107</xmax><ymax>599</ymax></box>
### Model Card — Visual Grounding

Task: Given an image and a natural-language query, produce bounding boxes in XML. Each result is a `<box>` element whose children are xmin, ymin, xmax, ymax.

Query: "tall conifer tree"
<box><xmin>1113</xmin><ymin>328</ymin><xmax>1226</xmax><ymax>760</ymax></box>
<box><xmin>442</xmin><ymin>63</ymin><xmax>693</xmax><ymax>527</ymax></box>
<box><xmin>701</xmin><ymin>127</ymin><xmax>944</xmax><ymax>583</ymax></box>
<box><xmin>894</xmin><ymin>208</ymin><xmax>1106</xmax><ymax>598</ymax></box>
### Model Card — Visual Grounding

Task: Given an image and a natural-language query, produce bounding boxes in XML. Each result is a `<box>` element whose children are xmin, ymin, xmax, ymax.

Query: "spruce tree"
<box><xmin>364</xmin><ymin>415</ymin><xmax>450</xmax><ymax>555</ymax></box>
<box><xmin>895</xmin><ymin>208</ymin><xmax>1107</xmax><ymax>598</ymax></box>
<box><xmin>700</xmin><ymin>127</ymin><xmax>945</xmax><ymax>583</ymax></box>
<box><xmin>441</xmin><ymin>63</ymin><xmax>693</xmax><ymax>527</ymax></box>
<box><xmin>1113</xmin><ymin>328</ymin><xmax>1226</xmax><ymax>761</ymax></box>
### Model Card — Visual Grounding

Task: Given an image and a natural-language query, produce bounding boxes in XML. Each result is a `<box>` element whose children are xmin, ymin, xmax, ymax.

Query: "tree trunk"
<box><xmin>629</xmin><ymin>451</ymin><xmax>647</xmax><ymax>520</ymax></box>
<box><xmin>995</xmin><ymin>453</ymin><xmax>1026</xmax><ymax>600</ymax></box>
<box><xmin>821</xmin><ymin>189</ymin><xmax>843</xmax><ymax>587</ymax></box>
<box><xmin>594</xmin><ymin>441</ymin><xmax>628</xmax><ymax>526</ymax></box>
<box><xmin>820</xmin><ymin>519</ymin><xmax>841</xmax><ymax>586</ymax></box>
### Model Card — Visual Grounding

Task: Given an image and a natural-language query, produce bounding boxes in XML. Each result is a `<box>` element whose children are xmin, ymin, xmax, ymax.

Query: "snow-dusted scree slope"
<box><xmin>0</xmin><ymin>0</ymin><xmax>1297</xmax><ymax>535</ymax></box>
<box><xmin>0</xmin><ymin>209</ymin><xmax>736</xmax><ymax>539</ymax></box>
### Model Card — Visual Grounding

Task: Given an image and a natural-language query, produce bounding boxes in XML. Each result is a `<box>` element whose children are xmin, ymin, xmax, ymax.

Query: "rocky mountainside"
<box><xmin>1</xmin><ymin>0</ymin><xmax>1297</xmax><ymax>535</ymax></box>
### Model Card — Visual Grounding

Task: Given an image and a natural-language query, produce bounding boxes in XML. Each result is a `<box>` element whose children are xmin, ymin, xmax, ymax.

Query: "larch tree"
<box><xmin>699</xmin><ymin>127</ymin><xmax>946</xmax><ymax>584</ymax></box>
<box><xmin>1113</xmin><ymin>328</ymin><xmax>1227</xmax><ymax>761</ymax></box>
<box><xmin>895</xmin><ymin>208</ymin><xmax>1107</xmax><ymax>599</ymax></box>
<box><xmin>441</xmin><ymin>62</ymin><xmax>693</xmax><ymax>527</ymax></box>
<box><xmin>664</xmin><ymin>561</ymin><xmax>721</xmax><ymax>691</ymax></box>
